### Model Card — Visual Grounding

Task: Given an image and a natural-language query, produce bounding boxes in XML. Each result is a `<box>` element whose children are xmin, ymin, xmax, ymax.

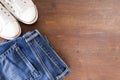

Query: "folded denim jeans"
<box><xmin>0</xmin><ymin>29</ymin><xmax>70</xmax><ymax>80</ymax></box>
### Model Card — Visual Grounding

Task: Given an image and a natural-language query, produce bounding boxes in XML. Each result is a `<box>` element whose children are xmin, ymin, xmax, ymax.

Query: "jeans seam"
<box><xmin>15</xmin><ymin>45</ymin><xmax>41</xmax><ymax>79</ymax></box>
<box><xmin>35</xmin><ymin>37</ymin><xmax>71</xmax><ymax>80</ymax></box>
<box><xmin>28</xmin><ymin>41</ymin><xmax>55</xmax><ymax>80</ymax></box>
<box><xmin>34</xmin><ymin>38</ymin><xmax>63</xmax><ymax>73</ymax></box>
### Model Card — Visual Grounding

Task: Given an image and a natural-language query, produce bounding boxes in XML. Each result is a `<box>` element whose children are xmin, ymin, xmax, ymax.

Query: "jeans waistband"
<box><xmin>23</xmin><ymin>29</ymin><xmax>41</xmax><ymax>42</ymax></box>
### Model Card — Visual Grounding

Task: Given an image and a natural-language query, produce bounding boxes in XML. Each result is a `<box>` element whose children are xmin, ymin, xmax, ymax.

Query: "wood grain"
<box><xmin>1</xmin><ymin>0</ymin><xmax>120</xmax><ymax>80</ymax></box>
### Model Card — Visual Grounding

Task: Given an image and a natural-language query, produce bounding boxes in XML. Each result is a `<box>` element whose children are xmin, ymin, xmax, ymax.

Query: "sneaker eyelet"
<box><xmin>4</xmin><ymin>11</ymin><xmax>6</xmax><ymax>13</ymax></box>
<box><xmin>24</xmin><ymin>1</ymin><xmax>26</xmax><ymax>3</ymax></box>
<box><xmin>7</xmin><ymin>3</ymin><xmax>9</xmax><ymax>5</ymax></box>
<box><xmin>1</xmin><ymin>8</ymin><xmax>3</xmax><ymax>10</ymax></box>
<box><xmin>13</xmin><ymin>10</ymin><xmax>15</xmax><ymax>12</ymax></box>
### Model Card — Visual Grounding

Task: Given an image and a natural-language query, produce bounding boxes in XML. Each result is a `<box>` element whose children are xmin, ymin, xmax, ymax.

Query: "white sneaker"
<box><xmin>1</xmin><ymin>0</ymin><xmax>38</xmax><ymax>24</ymax></box>
<box><xmin>0</xmin><ymin>3</ymin><xmax>21</xmax><ymax>40</ymax></box>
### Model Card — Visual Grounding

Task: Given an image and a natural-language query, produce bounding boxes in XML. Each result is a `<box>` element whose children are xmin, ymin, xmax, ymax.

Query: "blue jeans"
<box><xmin>0</xmin><ymin>30</ymin><xmax>70</xmax><ymax>80</ymax></box>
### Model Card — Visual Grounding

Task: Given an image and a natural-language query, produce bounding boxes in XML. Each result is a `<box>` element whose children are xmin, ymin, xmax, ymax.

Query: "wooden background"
<box><xmin>1</xmin><ymin>0</ymin><xmax>120</xmax><ymax>80</ymax></box>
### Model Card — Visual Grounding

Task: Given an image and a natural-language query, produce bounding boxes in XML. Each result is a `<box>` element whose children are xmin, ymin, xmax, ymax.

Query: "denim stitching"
<box><xmin>23</xmin><ymin>32</ymin><xmax>39</xmax><ymax>42</ymax></box>
<box><xmin>34</xmin><ymin>36</ymin><xmax>71</xmax><ymax>80</ymax></box>
<box><xmin>15</xmin><ymin>45</ymin><xmax>41</xmax><ymax>79</ymax></box>
<box><xmin>28</xmin><ymin>42</ymin><xmax>54</xmax><ymax>80</ymax></box>
<box><xmin>35</xmin><ymin>38</ymin><xmax>63</xmax><ymax>72</ymax></box>
<box><xmin>23</xmin><ymin>30</ymin><xmax>70</xmax><ymax>80</ymax></box>
<box><xmin>0</xmin><ymin>44</ymin><xmax>34</xmax><ymax>80</ymax></box>
<box><xmin>56</xmin><ymin>68</ymin><xmax>71</xmax><ymax>80</ymax></box>
<box><xmin>0</xmin><ymin>44</ymin><xmax>16</xmax><ymax>59</ymax></box>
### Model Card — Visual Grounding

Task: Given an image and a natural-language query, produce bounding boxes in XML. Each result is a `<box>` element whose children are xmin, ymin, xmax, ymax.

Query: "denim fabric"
<box><xmin>0</xmin><ymin>30</ymin><xmax>70</xmax><ymax>80</ymax></box>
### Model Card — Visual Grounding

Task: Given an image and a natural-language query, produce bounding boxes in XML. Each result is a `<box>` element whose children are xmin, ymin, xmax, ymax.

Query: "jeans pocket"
<box><xmin>0</xmin><ymin>43</ymin><xmax>40</xmax><ymax>80</ymax></box>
